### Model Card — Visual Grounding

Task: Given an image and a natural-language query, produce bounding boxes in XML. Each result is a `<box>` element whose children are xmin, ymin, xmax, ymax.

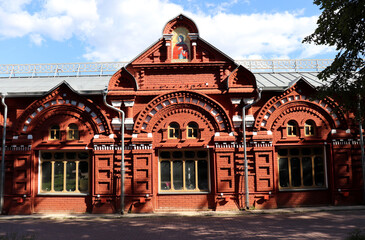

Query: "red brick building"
<box><xmin>0</xmin><ymin>15</ymin><xmax>363</xmax><ymax>214</ymax></box>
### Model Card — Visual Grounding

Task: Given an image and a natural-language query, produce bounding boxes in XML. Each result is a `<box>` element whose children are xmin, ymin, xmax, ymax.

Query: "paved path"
<box><xmin>0</xmin><ymin>209</ymin><xmax>364</xmax><ymax>239</ymax></box>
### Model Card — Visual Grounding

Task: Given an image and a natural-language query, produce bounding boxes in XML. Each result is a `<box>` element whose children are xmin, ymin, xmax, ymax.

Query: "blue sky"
<box><xmin>0</xmin><ymin>0</ymin><xmax>336</xmax><ymax>64</ymax></box>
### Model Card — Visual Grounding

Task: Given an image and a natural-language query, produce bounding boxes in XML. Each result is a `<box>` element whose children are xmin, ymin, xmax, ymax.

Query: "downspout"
<box><xmin>103</xmin><ymin>89</ymin><xmax>125</xmax><ymax>214</ymax></box>
<box><xmin>358</xmin><ymin>95</ymin><xmax>365</xmax><ymax>204</ymax></box>
<box><xmin>0</xmin><ymin>93</ymin><xmax>7</xmax><ymax>214</ymax></box>
<box><xmin>243</xmin><ymin>88</ymin><xmax>262</xmax><ymax>209</ymax></box>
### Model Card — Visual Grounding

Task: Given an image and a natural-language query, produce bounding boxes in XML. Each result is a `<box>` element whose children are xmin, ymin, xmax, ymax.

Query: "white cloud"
<box><xmin>0</xmin><ymin>0</ymin><xmax>335</xmax><ymax>61</ymax></box>
<box><xmin>29</xmin><ymin>33</ymin><xmax>44</xmax><ymax>45</ymax></box>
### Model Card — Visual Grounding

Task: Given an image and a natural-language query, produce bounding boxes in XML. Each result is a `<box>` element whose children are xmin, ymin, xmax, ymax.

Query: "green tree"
<box><xmin>303</xmin><ymin>0</ymin><xmax>365</xmax><ymax>121</ymax></box>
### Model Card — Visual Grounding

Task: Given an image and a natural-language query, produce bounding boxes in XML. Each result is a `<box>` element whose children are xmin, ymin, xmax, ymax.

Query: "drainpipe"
<box><xmin>243</xmin><ymin>88</ymin><xmax>262</xmax><ymax>209</ymax></box>
<box><xmin>358</xmin><ymin>95</ymin><xmax>365</xmax><ymax>204</ymax></box>
<box><xmin>0</xmin><ymin>93</ymin><xmax>7</xmax><ymax>214</ymax></box>
<box><xmin>103</xmin><ymin>89</ymin><xmax>125</xmax><ymax>215</ymax></box>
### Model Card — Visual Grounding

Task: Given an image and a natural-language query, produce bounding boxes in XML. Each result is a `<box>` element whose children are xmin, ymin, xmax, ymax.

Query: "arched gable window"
<box><xmin>67</xmin><ymin>123</ymin><xmax>79</xmax><ymax>140</ymax></box>
<box><xmin>168</xmin><ymin>122</ymin><xmax>180</xmax><ymax>139</ymax></box>
<box><xmin>49</xmin><ymin>125</ymin><xmax>60</xmax><ymax>140</ymax></box>
<box><xmin>187</xmin><ymin>122</ymin><xmax>199</xmax><ymax>139</ymax></box>
<box><xmin>305</xmin><ymin>120</ymin><xmax>316</xmax><ymax>136</ymax></box>
<box><xmin>287</xmin><ymin>120</ymin><xmax>298</xmax><ymax>137</ymax></box>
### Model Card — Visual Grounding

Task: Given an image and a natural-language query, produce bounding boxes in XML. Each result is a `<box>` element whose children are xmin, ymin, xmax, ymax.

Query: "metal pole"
<box><xmin>0</xmin><ymin>93</ymin><xmax>7</xmax><ymax>214</ymax></box>
<box><xmin>358</xmin><ymin>95</ymin><xmax>365</xmax><ymax>204</ymax></box>
<box><xmin>242</xmin><ymin>89</ymin><xmax>262</xmax><ymax>209</ymax></box>
<box><xmin>103</xmin><ymin>89</ymin><xmax>125</xmax><ymax>214</ymax></box>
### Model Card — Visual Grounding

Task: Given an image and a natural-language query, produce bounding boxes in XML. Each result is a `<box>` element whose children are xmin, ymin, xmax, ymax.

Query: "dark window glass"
<box><xmin>66</xmin><ymin>162</ymin><xmax>76</xmax><ymax>191</ymax></box>
<box><xmin>66</xmin><ymin>152</ymin><xmax>76</xmax><ymax>159</ymax></box>
<box><xmin>79</xmin><ymin>161</ymin><xmax>89</xmax><ymax>192</ymax></box>
<box><xmin>287</xmin><ymin>120</ymin><xmax>298</xmax><ymax>136</ymax></box>
<box><xmin>41</xmin><ymin>162</ymin><xmax>52</xmax><ymax>191</ymax></box>
<box><xmin>185</xmin><ymin>160</ymin><xmax>196</xmax><ymax>190</ymax></box>
<box><xmin>197</xmin><ymin>151</ymin><xmax>207</xmax><ymax>158</ymax></box>
<box><xmin>68</xmin><ymin>123</ymin><xmax>79</xmax><ymax>140</ymax></box>
<box><xmin>314</xmin><ymin>148</ymin><xmax>323</xmax><ymax>155</ymax></box>
<box><xmin>54</xmin><ymin>152</ymin><xmax>64</xmax><ymax>160</ymax></box>
<box><xmin>314</xmin><ymin>156</ymin><xmax>325</xmax><ymax>186</ymax></box>
<box><xmin>302</xmin><ymin>148</ymin><xmax>311</xmax><ymax>155</ymax></box>
<box><xmin>302</xmin><ymin>157</ymin><xmax>313</xmax><ymax>186</ymax></box>
<box><xmin>187</xmin><ymin>122</ymin><xmax>198</xmax><ymax>138</ymax></box>
<box><xmin>172</xmin><ymin>151</ymin><xmax>183</xmax><ymax>159</ymax></box>
<box><xmin>185</xmin><ymin>151</ymin><xmax>195</xmax><ymax>158</ymax></box>
<box><xmin>168</xmin><ymin>122</ymin><xmax>180</xmax><ymax>138</ymax></box>
<box><xmin>279</xmin><ymin>158</ymin><xmax>289</xmax><ymax>187</ymax></box>
<box><xmin>290</xmin><ymin>157</ymin><xmax>301</xmax><ymax>187</ymax></box>
<box><xmin>278</xmin><ymin>149</ymin><xmax>288</xmax><ymax>156</ymax></box>
<box><xmin>42</xmin><ymin>152</ymin><xmax>52</xmax><ymax>160</ymax></box>
<box><xmin>54</xmin><ymin>162</ymin><xmax>64</xmax><ymax>191</ymax></box>
<box><xmin>50</xmin><ymin>125</ymin><xmax>60</xmax><ymax>140</ymax></box>
<box><xmin>198</xmin><ymin>160</ymin><xmax>208</xmax><ymax>190</ymax></box>
<box><xmin>290</xmin><ymin>148</ymin><xmax>300</xmax><ymax>156</ymax></box>
<box><xmin>160</xmin><ymin>151</ymin><xmax>170</xmax><ymax>159</ymax></box>
<box><xmin>160</xmin><ymin>161</ymin><xmax>171</xmax><ymax>190</ymax></box>
<box><xmin>173</xmin><ymin>161</ymin><xmax>183</xmax><ymax>190</ymax></box>
<box><xmin>78</xmin><ymin>152</ymin><xmax>89</xmax><ymax>159</ymax></box>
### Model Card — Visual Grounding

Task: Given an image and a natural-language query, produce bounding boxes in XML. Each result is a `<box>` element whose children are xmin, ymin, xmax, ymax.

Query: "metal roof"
<box><xmin>0</xmin><ymin>75</ymin><xmax>111</xmax><ymax>96</ymax></box>
<box><xmin>0</xmin><ymin>72</ymin><xmax>322</xmax><ymax>97</ymax></box>
<box><xmin>0</xmin><ymin>60</ymin><xmax>330</xmax><ymax>96</ymax></box>
<box><xmin>254</xmin><ymin>72</ymin><xmax>321</xmax><ymax>90</ymax></box>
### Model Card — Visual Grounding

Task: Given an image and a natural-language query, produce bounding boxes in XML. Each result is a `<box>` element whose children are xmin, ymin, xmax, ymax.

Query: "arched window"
<box><xmin>67</xmin><ymin>123</ymin><xmax>79</xmax><ymax>140</ymax></box>
<box><xmin>49</xmin><ymin>125</ymin><xmax>60</xmax><ymax>140</ymax></box>
<box><xmin>187</xmin><ymin>122</ymin><xmax>199</xmax><ymax>139</ymax></box>
<box><xmin>305</xmin><ymin>120</ymin><xmax>316</xmax><ymax>136</ymax></box>
<box><xmin>168</xmin><ymin>122</ymin><xmax>180</xmax><ymax>139</ymax></box>
<box><xmin>287</xmin><ymin>120</ymin><xmax>298</xmax><ymax>137</ymax></box>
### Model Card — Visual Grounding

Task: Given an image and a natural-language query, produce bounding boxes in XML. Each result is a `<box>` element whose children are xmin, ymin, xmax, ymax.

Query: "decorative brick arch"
<box><xmin>150</xmin><ymin>105</ymin><xmax>215</xmax><ymax>133</ymax></box>
<box><xmin>269</xmin><ymin>102</ymin><xmax>333</xmax><ymax>132</ymax></box>
<box><xmin>134</xmin><ymin>91</ymin><xmax>233</xmax><ymax>133</ymax></box>
<box><xmin>15</xmin><ymin>82</ymin><xmax>111</xmax><ymax>136</ymax></box>
<box><xmin>254</xmin><ymin>81</ymin><xmax>347</xmax><ymax>131</ymax></box>
<box><xmin>162</xmin><ymin>14</ymin><xmax>199</xmax><ymax>34</ymax></box>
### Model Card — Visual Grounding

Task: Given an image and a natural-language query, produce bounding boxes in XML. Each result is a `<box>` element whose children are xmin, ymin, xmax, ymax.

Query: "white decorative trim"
<box><xmin>231</xmin><ymin>98</ymin><xmax>242</xmax><ymax>105</ymax></box>
<box><xmin>124</xmin><ymin>101</ymin><xmax>135</xmax><ymax>107</ymax></box>
<box><xmin>111</xmin><ymin>101</ymin><xmax>122</xmax><ymax>108</ymax></box>
<box><xmin>125</xmin><ymin>118</ymin><xmax>134</xmax><ymax>130</ymax></box>
<box><xmin>0</xmin><ymin>145</ymin><xmax>32</xmax><ymax>151</ymax></box>
<box><xmin>111</xmin><ymin>118</ymin><xmax>122</xmax><ymax>130</ymax></box>
<box><xmin>232</xmin><ymin>115</ymin><xmax>242</xmax><ymax>128</ymax></box>
<box><xmin>332</xmin><ymin>139</ymin><xmax>360</xmax><ymax>145</ymax></box>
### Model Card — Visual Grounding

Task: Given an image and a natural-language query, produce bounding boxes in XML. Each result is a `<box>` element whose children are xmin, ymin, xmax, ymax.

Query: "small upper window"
<box><xmin>49</xmin><ymin>125</ymin><xmax>60</xmax><ymax>140</ymax></box>
<box><xmin>67</xmin><ymin>123</ymin><xmax>79</xmax><ymax>140</ymax></box>
<box><xmin>287</xmin><ymin>120</ymin><xmax>298</xmax><ymax>137</ymax></box>
<box><xmin>187</xmin><ymin>122</ymin><xmax>199</xmax><ymax>139</ymax></box>
<box><xmin>168</xmin><ymin>122</ymin><xmax>180</xmax><ymax>139</ymax></box>
<box><xmin>305</xmin><ymin>120</ymin><xmax>316</xmax><ymax>136</ymax></box>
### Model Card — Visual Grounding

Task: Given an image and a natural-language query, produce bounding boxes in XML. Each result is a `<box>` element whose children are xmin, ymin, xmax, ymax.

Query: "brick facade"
<box><xmin>0</xmin><ymin>14</ymin><xmax>363</xmax><ymax>214</ymax></box>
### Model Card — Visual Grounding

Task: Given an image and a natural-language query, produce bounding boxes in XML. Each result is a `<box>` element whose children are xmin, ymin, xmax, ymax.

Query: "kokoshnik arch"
<box><xmin>0</xmin><ymin>15</ymin><xmax>363</xmax><ymax>214</ymax></box>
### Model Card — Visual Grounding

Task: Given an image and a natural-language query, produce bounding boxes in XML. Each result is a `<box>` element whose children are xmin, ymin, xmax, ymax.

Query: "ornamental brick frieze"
<box><xmin>134</xmin><ymin>91</ymin><xmax>233</xmax><ymax>134</ymax></box>
<box><xmin>14</xmin><ymin>83</ymin><xmax>111</xmax><ymax>136</ymax></box>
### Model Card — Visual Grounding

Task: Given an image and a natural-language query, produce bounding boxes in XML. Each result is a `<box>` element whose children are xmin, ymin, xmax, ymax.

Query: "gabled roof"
<box><xmin>0</xmin><ymin>72</ymin><xmax>322</xmax><ymax>97</ymax></box>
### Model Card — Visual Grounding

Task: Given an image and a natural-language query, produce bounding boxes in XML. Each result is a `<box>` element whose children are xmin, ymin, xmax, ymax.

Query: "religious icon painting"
<box><xmin>172</xmin><ymin>27</ymin><xmax>190</xmax><ymax>62</ymax></box>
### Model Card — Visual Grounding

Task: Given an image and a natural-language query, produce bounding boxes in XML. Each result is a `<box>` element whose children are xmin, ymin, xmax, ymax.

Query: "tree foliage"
<box><xmin>303</xmin><ymin>0</ymin><xmax>365</xmax><ymax>122</ymax></box>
